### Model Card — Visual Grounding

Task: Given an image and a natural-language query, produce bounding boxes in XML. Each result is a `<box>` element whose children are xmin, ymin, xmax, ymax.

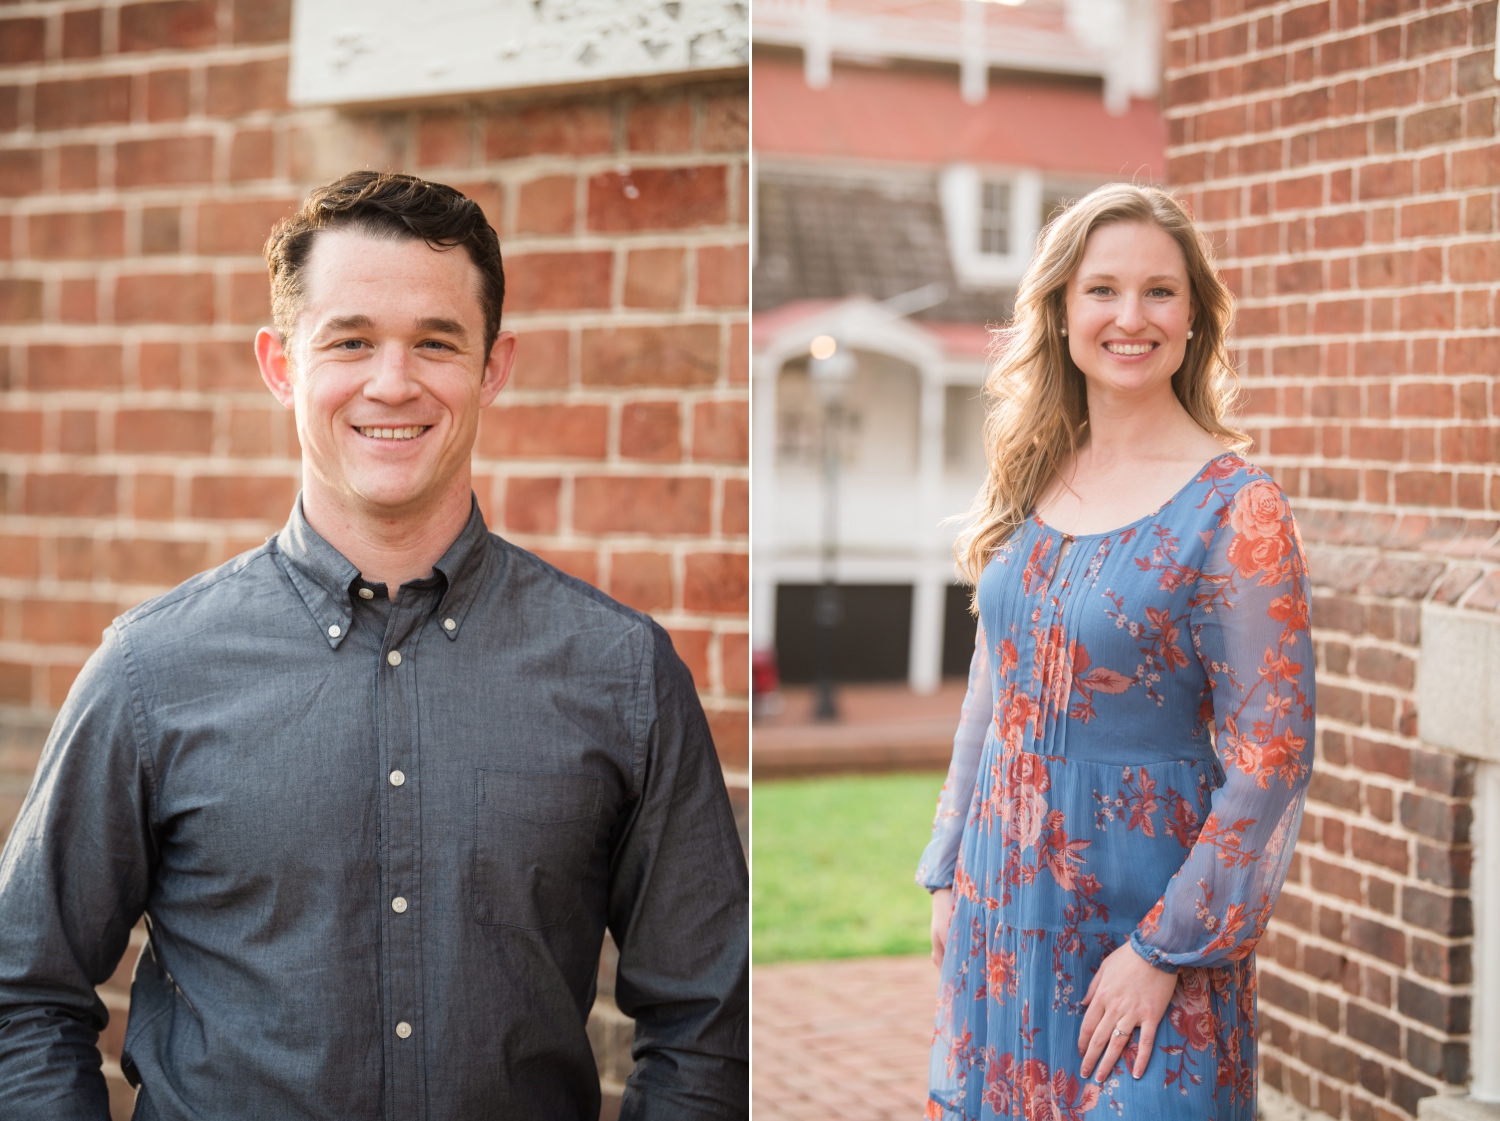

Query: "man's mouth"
<box><xmin>355</xmin><ymin>426</ymin><xmax>431</xmax><ymax>440</ymax></box>
<box><xmin>1103</xmin><ymin>341</ymin><xmax>1157</xmax><ymax>356</ymax></box>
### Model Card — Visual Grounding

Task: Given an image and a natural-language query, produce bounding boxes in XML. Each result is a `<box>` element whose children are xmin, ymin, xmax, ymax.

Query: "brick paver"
<box><xmin>753</xmin><ymin>955</ymin><xmax>937</xmax><ymax>1119</ymax></box>
<box><xmin>754</xmin><ymin>683</ymin><xmax>968</xmax><ymax>778</ymax></box>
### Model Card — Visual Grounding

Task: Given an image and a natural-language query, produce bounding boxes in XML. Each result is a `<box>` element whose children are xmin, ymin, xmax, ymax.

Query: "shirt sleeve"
<box><xmin>1130</xmin><ymin>474</ymin><xmax>1314</xmax><ymax>972</ymax></box>
<box><xmin>0</xmin><ymin>626</ymin><xmax>154</xmax><ymax>1120</ymax></box>
<box><xmin>609</xmin><ymin>623</ymin><xmax>748</xmax><ymax>1121</ymax></box>
<box><xmin>915</xmin><ymin>620</ymin><xmax>993</xmax><ymax>892</ymax></box>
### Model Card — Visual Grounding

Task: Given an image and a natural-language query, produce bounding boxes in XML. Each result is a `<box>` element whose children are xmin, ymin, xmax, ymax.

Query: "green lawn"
<box><xmin>752</xmin><ymin>771</ymin><xmax>945</xmax><ymax>963</ymax></box>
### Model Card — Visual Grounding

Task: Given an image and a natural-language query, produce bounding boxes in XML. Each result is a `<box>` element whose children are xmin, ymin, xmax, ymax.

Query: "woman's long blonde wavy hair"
<box><xmin>953</xmin><ymin>184</ymin><xmax>1250</xmax><ymax>588</ymax></box>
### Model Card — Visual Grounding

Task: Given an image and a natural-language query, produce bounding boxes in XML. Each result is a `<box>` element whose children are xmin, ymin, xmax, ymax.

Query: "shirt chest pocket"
<box><xmin>470</xmin><ymin>768</ymin><xmax>603</xmax><ymax>929</ymax></box>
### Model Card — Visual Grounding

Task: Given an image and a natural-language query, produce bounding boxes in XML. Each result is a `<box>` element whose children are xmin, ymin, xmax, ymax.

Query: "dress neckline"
<box><xmin>1030</xmin><ymin>451</ymin><xmax>1240</xmax><ymax>541</ymax></box>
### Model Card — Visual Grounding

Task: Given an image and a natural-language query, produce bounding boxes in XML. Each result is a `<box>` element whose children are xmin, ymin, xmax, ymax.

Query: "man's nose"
<box><xmin>364</xmin><ymin>344</ymin><xmax>422</xmax><ymax>402</ymax></box>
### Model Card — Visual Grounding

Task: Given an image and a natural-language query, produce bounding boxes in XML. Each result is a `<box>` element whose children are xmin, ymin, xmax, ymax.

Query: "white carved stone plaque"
<box><xmin>290</xmin><ymin>0</ymin><xmax>748</xmax><ymax>106</ymax></box>
<box><xmin>1418</xmin><ymin>603</ymin><xmax>1500</xmax><ymax>765</ymax></box>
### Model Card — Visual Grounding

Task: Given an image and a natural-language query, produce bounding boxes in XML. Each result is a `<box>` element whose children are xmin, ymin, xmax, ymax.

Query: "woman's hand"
<box><xmin>930</xmin><ymin>888</ymin><xmax>954</xmax><ymax>967</ymax></box>
<box><xmin>1077</xmin><ymin>941</ymin><xmax>1178</xmax><ymax>1082</ymax></box>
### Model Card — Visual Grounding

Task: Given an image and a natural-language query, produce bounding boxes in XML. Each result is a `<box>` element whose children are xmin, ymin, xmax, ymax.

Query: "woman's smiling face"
<box><xmin>1063</xmin><ymin>220</ymin><xmax>1195</xmax><ymax>402</ymax></box>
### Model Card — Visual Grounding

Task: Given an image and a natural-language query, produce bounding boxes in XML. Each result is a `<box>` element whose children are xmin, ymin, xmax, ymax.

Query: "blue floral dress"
<box><xmin>917</xmin><ymin>454</ymin><xmax>1314</xmax><ymax>1121</ymax></box>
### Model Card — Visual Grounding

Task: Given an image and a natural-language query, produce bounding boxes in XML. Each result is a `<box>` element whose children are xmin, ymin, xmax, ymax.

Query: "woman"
<box><xmin>916</xmin><ymin>184</ymin><xmax>1313</xmax><ymax>1120</ymax></box>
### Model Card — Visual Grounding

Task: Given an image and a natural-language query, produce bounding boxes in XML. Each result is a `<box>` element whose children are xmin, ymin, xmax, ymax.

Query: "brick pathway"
<box><xmin>753</xmin><ymin>955</ymin><xmax>937</xmax><ymax>1119</ymax></box>
<box><xmin>754</xmin><ymin>682</ymin><xmax>968</xmax><ymax>778</ymax></box>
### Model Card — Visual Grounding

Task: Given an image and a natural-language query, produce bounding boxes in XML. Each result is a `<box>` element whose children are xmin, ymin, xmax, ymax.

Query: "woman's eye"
<box><xmin>1088</xmin><ymin>286</ymin><xmax>1114</xmax><ymax>296</ymax></box>
<box><xmin>1148</xmin><ymin>287</ymin><xmax>1176</xmax><ymax>299</ymax></box>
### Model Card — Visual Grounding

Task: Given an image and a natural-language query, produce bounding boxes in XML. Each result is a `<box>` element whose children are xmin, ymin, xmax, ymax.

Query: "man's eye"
<box><xmin>335</xmin><ymin>339</ymin><xmax>366</xmax><ymax>350</ymax></box>
<box><xmin>419</xmin><ymin>340</ymin><xmax>453</xmax><ymax>351</ymax></box>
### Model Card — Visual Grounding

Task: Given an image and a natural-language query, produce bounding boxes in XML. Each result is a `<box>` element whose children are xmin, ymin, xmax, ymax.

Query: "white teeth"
<box><xmin>357</xmin><ymin>426</ymin><xmax>428</xmax><ymax>440</ymax></box>
<box><xmin>1106</xmin><ymin>343</ymin><xmax>1155</xmax><ymax>356</ymax></box>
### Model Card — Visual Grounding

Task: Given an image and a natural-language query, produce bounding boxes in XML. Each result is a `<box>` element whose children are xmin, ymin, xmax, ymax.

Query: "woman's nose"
<box><xmin>1115</xmin><ymin>294</ymin><xmax>1148</xmax><ymax>331</ymax></box>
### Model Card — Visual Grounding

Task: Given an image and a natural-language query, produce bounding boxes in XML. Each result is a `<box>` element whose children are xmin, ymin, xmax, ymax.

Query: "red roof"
<box><xmin>917</xmin><ymin>320</ymin><xmax>995</xmax><ymax>358</ymax></box>
<box><xmin>751</xmin><ymin>298</ymin><xmax>996</xmax><ymax>361</ymax></box>
<box><xmin>753</xmin><ymin>56</ymin><xmax>1166</xmax><ymax>180</ymax></box>
<box><xmin>751</xmin><ymin>299</ymin><xmax>844</xmax><ymax>349</ymax></box>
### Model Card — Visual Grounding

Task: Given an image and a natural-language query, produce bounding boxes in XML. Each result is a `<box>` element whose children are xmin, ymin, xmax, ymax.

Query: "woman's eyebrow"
<box><xmin>1077</xmin><ymin>273</ymin><xmax>1184</xmax><ymax>284</ymax></box>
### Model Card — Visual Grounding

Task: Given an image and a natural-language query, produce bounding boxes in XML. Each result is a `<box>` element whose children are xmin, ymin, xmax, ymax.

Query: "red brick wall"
<box><xmin>0</xmin><ymin>1</ymin><xmax>747</xmax><ymax>1113</ymax></box>
<box><xmin>1164</xmin><ymin>0</ymin><xmax>1493</xmax><ymax>1116</ymax></box>
<box><xmin>0</xmin><ymin>0</ymin><xmax>748</xmax><ymax>805</ymax></box>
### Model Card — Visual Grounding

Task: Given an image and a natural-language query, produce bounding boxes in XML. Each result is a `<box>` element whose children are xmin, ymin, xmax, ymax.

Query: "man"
<box><xmin>0</xmin><ymin>172</ymin><xmax>748</xmax><ymax>1119</ymax></box>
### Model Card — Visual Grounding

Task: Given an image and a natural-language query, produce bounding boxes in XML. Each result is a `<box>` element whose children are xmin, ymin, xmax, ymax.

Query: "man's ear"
<box><xmin>480</xmin><ymin>331</ymin><xmax>518</xmax><ymax>408</ymax></box>
<box><xmin>256</xmin><ymin>327</ymin><xmax>296</xmax><ymax>409</ymax></box>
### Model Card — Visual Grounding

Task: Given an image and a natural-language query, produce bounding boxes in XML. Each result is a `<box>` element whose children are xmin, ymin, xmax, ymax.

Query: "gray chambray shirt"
<box><xmin>0</xmin><ymin>498</ymin><xmax>749</xmax><ymax>1120</ymax></box>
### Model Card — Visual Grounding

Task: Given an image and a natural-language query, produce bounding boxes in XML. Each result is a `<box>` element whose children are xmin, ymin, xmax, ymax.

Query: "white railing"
<box><xmin>752</xmin><ymin>0</ymin><xmax>1159</xmax><ymax>113</ymax></box>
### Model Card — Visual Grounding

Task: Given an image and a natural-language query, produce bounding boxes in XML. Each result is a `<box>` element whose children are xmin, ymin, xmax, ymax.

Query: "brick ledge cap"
<box><xmin>1259</xmin><ymin>1085</ymin><xmax>1317</xmax><ymax>1121</ymax></box>
<box><xmin>1419</xmin><ymin>1098</ymin><xmax>1500</xmax><ymax>1121</ymax></box>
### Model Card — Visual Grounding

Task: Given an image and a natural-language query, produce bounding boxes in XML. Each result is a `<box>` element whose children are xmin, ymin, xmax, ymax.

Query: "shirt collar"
<box><xmin>429</xmin><ymin>497</ymin><xmax>491</xmax><ymax>641</ymax></box>
<box><xmin>272</xmin><ymin>495</ymin><xmax>492</xmax><ymax>649</ymax></box>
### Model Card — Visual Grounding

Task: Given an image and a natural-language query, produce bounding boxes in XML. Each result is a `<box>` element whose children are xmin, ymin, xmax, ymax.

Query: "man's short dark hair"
<box><xmin>264</xmin><ymin>170</ymin><xmax>506</xmax><ymax>358</ymax></box>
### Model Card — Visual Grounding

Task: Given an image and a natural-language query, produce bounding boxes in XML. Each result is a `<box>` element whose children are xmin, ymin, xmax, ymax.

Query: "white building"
<box><xmin>752</xmin><ymin>0</ymin><xmax>1167</xmax><ymax>693</ymax></box>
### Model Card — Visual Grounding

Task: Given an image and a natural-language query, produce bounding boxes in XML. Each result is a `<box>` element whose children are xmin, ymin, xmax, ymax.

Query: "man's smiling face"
<box><xmin>262</xmin><ymin>227</ymin><xmax>514</xmax><ymax>521</ymax></box>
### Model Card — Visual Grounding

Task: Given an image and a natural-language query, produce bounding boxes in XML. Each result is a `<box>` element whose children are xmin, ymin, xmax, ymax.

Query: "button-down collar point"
<box><xmin>327</xmin><ymin>624</ymin><xmax>340</xmax><ymax>638</ymax></box>
<box><xmin>443</xmin><ymin>618</ymin><xmax>456</xmax><ymax>631</ymax></box>
<box><xmin>357</xmin><ymin>587</ymin><xmax>375</xmax><ymax>600</ymax></box>
<box><xmin>387</xmin><ymin>650</ymin><xmax>402</xmax><ymax>667</ymax></box>
<box><xmin>396</xmin><ymin>1021</ymin><xmax>412</xmax><ymax>1039</ymax></box>
<box><xmin>389</xmin><ymin>769</ymin><xmax>405</xmax><ymax>787</ymax></box>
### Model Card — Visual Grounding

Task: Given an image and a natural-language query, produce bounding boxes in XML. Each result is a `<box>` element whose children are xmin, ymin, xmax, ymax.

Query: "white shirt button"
<box><xmin>327</xmin><ymin>624</ymin><xmax>341</xmax><ymax>638</ymax></box>
<box><xmin>358</xmin><ymin>588</ymin><xmax>375</xmax><ymax>600</ymax></box>
<box><xmin>395</xmin><ymin>1021</ymin><xmax>412</xmax><ymax>1039</ymax></box>
<box><xmin>443</xmin><ymin>618</ymin><xmax>456</xmax><ymax>631</ymax></box>
<box><xmin>387</xmin><ymin>650</ymin><xmax>402</xmax><ymax>666</ymax></box>
<box><xmin>392</xmin><ymin>896</ymin><xmax>408</xmax><ymax>913</ymax></box>
<box><xmin>389</xmin><ymin>769</ymin><xmax>405</xmax><ymax>787</ymax></box>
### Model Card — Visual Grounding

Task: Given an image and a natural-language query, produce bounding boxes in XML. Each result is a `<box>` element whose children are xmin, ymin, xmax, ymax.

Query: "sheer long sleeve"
<box><xmin>916</xmin><ymin>621</ymin><xmax>993</xmax><ymax>892</ymax></box>
<box><xmin>1130</xmin><ymin>476</ymin><xmax>1314</xmax><ymax>971</ymax></box>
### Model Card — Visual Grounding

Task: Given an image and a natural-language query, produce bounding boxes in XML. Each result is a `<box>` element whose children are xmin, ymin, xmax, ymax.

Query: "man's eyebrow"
<box><xmin>310</xmin><ymin>314</ymin><xmax>470</xmax><ymax>339</ymax></box>
<box><xmin>316</xmin><ymin>314</ymin><xmax>375</xmax><ymax>334</ymax></box>
<box><xmin>416</xmin><ymin>316</ymin><xmax>468</xmax><ymax>338</ymax></box>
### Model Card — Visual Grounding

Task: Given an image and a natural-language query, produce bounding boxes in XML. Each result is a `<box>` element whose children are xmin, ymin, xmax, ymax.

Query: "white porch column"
<box><xmin>802</xmin><ymin>0</ymin><xmax>832</xmax><ymax>88</ymax></box>
<box><xmin>908</xmin><ymin>575</ymin><xmax>945</xmax><ymax>694</ymax></box>
<box><xmin>959</xmin><ymin>0</ymin><xmax>988</xmax><ymax>104</ymax></box>
<box><xmin>909</xmin><ymin>375</ymin><xmax>947</xmax><ymax>693</ymax></box>
<box><xmin>751</xmin><ymin>356</ymin><xmax>780</xmax><ymax>652</ymax></box>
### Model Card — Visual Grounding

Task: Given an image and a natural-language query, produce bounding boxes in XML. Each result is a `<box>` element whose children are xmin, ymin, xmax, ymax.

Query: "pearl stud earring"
<box><xmin>1187</xmin><ymin>329</ymin><xmax>1194</xmax><ymax>339</ymax></box>
<box><xmin>1060</xmin><ymin>326</ymin><xmax>1068</xmax><ymax>337</ymax></box>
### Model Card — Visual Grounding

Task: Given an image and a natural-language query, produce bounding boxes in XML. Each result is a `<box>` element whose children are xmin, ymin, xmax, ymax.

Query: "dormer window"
<box><xmin>939</xmin><ymin>165</ymin><xmax>1041</xmax><ymax>288</ymax></box>
<box><xmin>940</xmin><ymin>167</ymin><xmax>1098</xmax><ymax>290</ymax></box>
<box><xmin>979</xmin><ymin>181</ymin><xmax>1013</xmax><ymax>256</ymax></box>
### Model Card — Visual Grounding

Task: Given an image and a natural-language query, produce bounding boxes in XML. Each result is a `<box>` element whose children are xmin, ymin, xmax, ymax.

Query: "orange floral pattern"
<box><xmin>919</xmin><ymin>455</ymin><xmax>1313</xmax><ymax>1121</ymax></box>
<box><xmin>1224</xmin><ymin>480</ymin><xmax>1294</xmax><ymax>582</ymax></box>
